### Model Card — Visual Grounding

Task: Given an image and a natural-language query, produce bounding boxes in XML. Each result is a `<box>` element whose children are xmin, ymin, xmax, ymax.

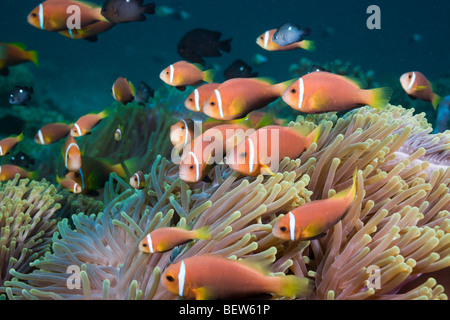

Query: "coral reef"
<box><xmin>1</xmin><ymin>104</ymin><xmax>449</xmax><ymax>300</ymax></box>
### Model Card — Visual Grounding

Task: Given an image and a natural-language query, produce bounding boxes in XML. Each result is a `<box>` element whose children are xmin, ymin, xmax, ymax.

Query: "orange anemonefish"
<box><xmin>139</xmin><ymin>226</ymin><xmax>211</xmax><ymax>253</ymax></box>
<box><xmin>59</xmin><ymin>20</ymin><xmax>115</xmax><ymax>42</ymax></box>
<box><xmin>273</xmin><ymin>169</ymin><xmax>358</xmax><ymax>241</ymax></box>
<box><xmin>57</xmin><ymin>176</ymin><xmax>82</xmax><ymax>194</ymax></box>
<box><xmin>71</xmin><ymin>110</ymin><xmax>109</xmax><ymax>137</ymax></box>
<box><xmin>184</xmin><ymin>83</ymin><xmax>220</xmax><ymax>113</ymax></box>
<box><xmin>114</xmin><ymin>125</ymin><xmax>123</xmax><ymax>142</ymax></box>
<box><xmin>256</xmin><ymin>29</ymin><xmax>315</xmax><ymax>52</ymax></box>
<box><xmin>179</xmin><ymin>123</ymin><xmax>250</xmax><ymax>183</ymax></box>
<box><xmin>130</xmin><ymin>171</ymin><xmax>145</xmax><ymax>189</ymax></box>
<box><xmin>203</xmin><ymin>77</ymin><xmax>294</xmax><ymax>120</ymax></box>
<box><xmin>170</xmin><ymin>119</ymin><xmax>197</xmax><ymax>149</ymax></box>
<box><xmin>0</xmin><ymin>133</ymin><xmax>24</xmax><ymax>156</ymax></box>
<box><xmin>400</xmin><ymin>71</ymin><xmax>443</xmax><ymax>110</ymax></box>
<box><xmin>161</xmin><ymin>254</ymin><xmax>313</xmax><ymax>300</ymax></box>
<box><xmin>0</xmin><ymin>164</ymin><xmax>38</xmax><ymax>181</ymax></box>
<box><xmin>159</xmin><ymin>61</ymin><xmax>216</xmax><ymax>91</ymax></box>
<box><xmin>35</xmin><ymin>122</ymin><xmax>72</xmax><ymax>145</ymax></box>
<box><xmin>63</xmin><ymin>135</ymin><xmax>82</xmax><ymax>171</ymax></box>
<box><xmin>282</xmin><ymin>71</ymin><xmax>393</xmax><ymax>113</ymax></box>
<box><xmin>227</xmin><ymin>124</ymin><xmax>321</xmax><ymax>177</ymax></box>
<box><xmin>27</xmin><ymin>0</ymin><xmax>108</xmax><ymax>32</ymax></box>
<box><xmin>0</xmin><ymin>43</ymin><xmax>38</xmax><ymax>71</ymax></box>
<box><xmin>112</xmin><ymin>77</ymin><xmax>136</xmax><ymax>105</ymax></box>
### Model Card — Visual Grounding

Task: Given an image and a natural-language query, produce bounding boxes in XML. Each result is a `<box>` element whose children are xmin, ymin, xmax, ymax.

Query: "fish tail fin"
<box><xmin>299</xmin><ymin>40</ymin><xmax>316</xmax><ymax>52</ymax></box>
<box><xmin>220</xmin><ymin>38</ymin><xmax>232</xmax><ymax>53</ymax></box>
<box><xmin>277</xmin><ymin>275</ymin><xmax>314</xmax><ymax>298</ymax></box>
<box><xmin>203</xmin><ymin>68</ymin><xmax>216</xmax><ymax>83</ymax></box>
<box><xmin>194</xmin><ymin>226</ymin><xmax>212</xmax><ymax>240</ymax></box>
<box><xmin>29</xmin><ymin>50</ymin><xmax>39</xmax><ymax>67</ymax></box>
<box><xmin>432</xmin><ymin>94</ymin><xmax>443</xmax><ymax>110</ymax></box>
<box><xmin>273</xmin><ymin>78</ymin><xmax>296</xmax><ymax>96</ymax></box>
<box><xmin>332</xmin><ymin>167</ymin><xmax>358</xmax><ymax>205</ymax></box>
<box><xmin>143</xmin><ymin>3</ymin><xmax>156</xmax><ymax>15</ymax></box>
<box><xmin>368</xmin><ymin>87</ymin><xmax>393</xmax><ymax>111</ymax></box>
<box><xmin>29</xmin><ymin>169</ymin><xmax>40</xmax><ymax>181</ymax></box>
<box><xmin>305</xmin><ymin>122</ymin><xmax>322</xmax><ymax>148</ymax></box>
<box><xmin>16</xmin><ymin>132</ymin><xmax>25</xmax><ymax>142</ymax></box>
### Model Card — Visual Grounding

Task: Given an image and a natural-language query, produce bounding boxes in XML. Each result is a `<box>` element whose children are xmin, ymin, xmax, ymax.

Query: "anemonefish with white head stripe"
<box><xmin>170</xmin><ymin>119</ymin><xmax>196</xmax><ymax>149</ymax></box>
<box><xmin>57</xmin><ymin>176</ymin><xmax>82</xmax><ymax>194</ymax></box>
<box><xmin>112</xmin><ymin>77</ymin><xmax>135</xmax><ymax>105</ymax></box>
<box><xmin>71</xmin><ymin>110</ymin><xmax>110</xmax><ymax>137</ymax></box>
<box><xmin>203</xmin><ymin>77</ymin><xmax>294</xmax><ymax>120</ymax></box>
<box><xmin>159</xmin><ymin>61</ymin><xmax>215</xmax><ymax>91</ymax></box>
<box><xmin>227</xmin><ymin>123</ymin><xmax>321</xmax><ymax>177</ymax></box>
<box><xmin>35</xmin><ymin>122</ymin><xmax>72</xmax><ymax>145</ymax></box>
<box><xmin>59</xmin><ymin>20</ymin><xmax>115</xmax><ymax>42</ymax></box>
<box><xmin>179</xmin><ymin>123</ymin><xmax>250</xmax><ymax>183</ymax></box>
<box><xmin>400</xmin><ymin>71</ymin><xmax>442</xmax><ymax>109</ymax></box>
<box><xmin>139</xmin><ymin>226</ymin><xmax>211</xmax><ymax>254</ymax></box>
<box><xmin>63</xmin><ymin>135</ymin><xmax>82</xmax><ymax>171</ymax></box>
<box><xmin>130</xmin><ymin>171</ymin><xmax>145</xmax><ymax>189</ymax></box>
<box><xmin>0</xmin><ymin>133</ymin><xmax>24</xmax><ymax>157</ymax></box>
<box><xmin>256</xmin><ymin>29</ymin><xmax>315</xmax><ymax>52</ymax></box>
<box><xmin>27</xmin><ymin>0</ymin><xmax>108</xmax><ymax>32</ymax></box>
<box><xmin>161</xmin><ymin>254</ymin><xmax>313</xmax><ymax>300</ymax></box>
<box><xmin>184</xmin><ymin>83</ymin><xmax>220</xmax><ymax>113</ymax></box>
<box><xmin>273</xmin><ymin>169</ymin><xmax>358</xmax><ymax>241</ymax></box>
<box><xmin>282</xmin><ymin>71</ymin><xmax>393</xmax><ymax>113</ymax></box>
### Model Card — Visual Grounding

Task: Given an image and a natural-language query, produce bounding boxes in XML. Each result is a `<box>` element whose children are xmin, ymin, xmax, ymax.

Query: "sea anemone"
<box><xmin>1</xmin><ymin>104</ymin><xmax>449</xmax><ymax>300</ymax></box>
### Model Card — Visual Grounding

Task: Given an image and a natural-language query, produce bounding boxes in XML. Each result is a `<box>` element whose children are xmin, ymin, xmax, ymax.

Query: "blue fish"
<box><xmin>433</xmin><ymin>96</ymin><xmax>450</xmax><ymax>133</ymax></box>
<box><xmin>272</xmin><ymin>23</ymin><xmax>311</xmax><ymax>46</ymax></box>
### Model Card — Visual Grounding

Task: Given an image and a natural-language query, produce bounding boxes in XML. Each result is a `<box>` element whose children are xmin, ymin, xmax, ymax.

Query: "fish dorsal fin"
<box><xmin>192</xmin><ymin>63</ymin><xmax>204</xmax><ymax>70</ymax></box>
<box><xmin>342</xmin><ymin>75</ymin><xmax>367</xmax><ymax>89</ymax></box>
<box><xmin>252</xmin><ymin>77</ymin><xmax>276</xmax><ymax>85</ymax></box>
<box><xmin>236</xmin><ymin>257</ymin><xmax>271</xmax><ymax>275</ymax></box>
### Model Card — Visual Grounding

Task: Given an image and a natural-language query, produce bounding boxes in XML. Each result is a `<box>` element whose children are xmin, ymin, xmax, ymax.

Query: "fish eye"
<box><xmin>408</xmin><ymin>74</ymin><xmax>412</xmax><ymax>79</ymax></box>
<box><xmin>189</xmin><ymin>98</ymin><xmax>193</xmax><ymax>101</ymax></box>
<box><xmin>166</xmin><ymin>275</ymin><xmax>175</xmax><ymax>282</ymax></box>
<box><xmin>142</xmin><ymin>243</ymin><xmax>147</xmax><ymax>247</ymax></box>
<box><xmin>181</xmin><ymin>126</ymin><xmax>185</xmax><ymax>129</ymax></box>
<box><xmin>189</xmin><ymin>165</ymin><xmax>194</xmax><ymax>170</ymax></box>
<box><xmin>210</xmin><ymin>101</ymin><xmax>215</xmax><ymax>106</ymax></box>
<box><xmin>240</xmin><ymin>152</ymin><xmax>247</xmax><ymax>158</ymax></box>
<box><xmin>166</xmin><ymin>71</ymin><xmax>169</xmax><ymax>75</ymax></box>
<box><xmin>31</xmin><ymin>13</ymin><xmax>37</xmax><ymax>17</ymax></box>
<box><xmin>291</xmin><ymin>88</ymin><xmax>297</xmax><ymax>94</ymax></box>
<box><xmin>280</xmin><ymin>226</ymin><xmax>287</xmax><ymax>232</ymax></box>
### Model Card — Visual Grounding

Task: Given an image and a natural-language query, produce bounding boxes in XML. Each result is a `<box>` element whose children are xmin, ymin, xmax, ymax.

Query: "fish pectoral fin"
<box><xmin>308</xmin><ymin>88</ymin><xmax>330</xmax><ymax>110</ymax></box>
<box><xmin>193</xmin><ymin>286</ymin><xmax>215</xmax><ymax>300</ymax></box>
<box><xmin>304</xmin><ymin>232</ymin><xmax>327</xmax><ymax>241</ymax></box>
<box><xmin>260</xmin><ymin>164</ymin><xmax>276</xmax><ymax>176</ymax></box>
<box><xmin>414</xmin><ymin>85</ymin><xmax>428</xmax><ymax>92</ymax></box>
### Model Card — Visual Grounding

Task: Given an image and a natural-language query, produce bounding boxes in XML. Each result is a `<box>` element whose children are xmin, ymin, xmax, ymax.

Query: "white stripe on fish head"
<box><xmin>248</xmin><ymin>137</ymin><xmax>255</xmax><ymax>174</ymax></box>
<box><xmin>169</xmin><ymin>64</ymin><xmax>175</xmax><ymax>84</ymax></box>
<box><xmin>38</xmin><ymin>4</ymin><xmax>45</xmax><ymax>30</ymax></box>
<box><xmin>181</xmin><ymin>119</ymin><xmax>189</xmax><ymax>147</ymax></box>
<box><xmin>288</xmin><ymin>212</ymin><xmax>296</xmax><ymax>241</ymax></box>
<box><xmin>188</xmin><ymin>151</ymin><xmax>200</xmax><ymax>181</ymax></box>
<box><xmin>407</xmin><ymin>72</ymin><xmax>416</xmax><ymax>91</ymax></box>
<box><xmin>214</xmin><ymin>89</ymin><xmax>224</xmax><ymax>119</ymax></box>
<box><xmin>73</xmin><ymin>183</ymin><xmax>80</xmax><ymax>194</ymax></box>
<box><xmin>38</xmin><ymin>129</ymin><xmax>45</xmax><ymax>145</ymax></box>
<box><xmin>194</xmin><ymin>88</ymin><xmax>200</xmax><ymax>111</ymax></box>
<box><xmin>0</xmin><ymin>146</ymin><xmax>3</xmax><ymax>156</ymax></box>
<box><xmin>263</xmin><ymin>30</ymin><xmax>270</xmax><ymax>49</ymax></box>
<box><xmin>73</xmin><ymin>123</ymin><xmax>82</xmax><ymax>137</ymax></box>
<box><xmin>146</xmin><ymin>233</ymin><xmax>154</xmax><ymax>253</ymax></box>
<box><xmin>134</xmin><ymin>172</ymin><xmax>141</xmax><ymax>188</ymax></box>
<box><xmin>178</xmin><ymin>260</ymin><xmax>186</xmax><ymax>297</ymax></box>
<box><xmin>298</xmin><ymin>78</ymin><xmax>304</xmax><ymax>110</ymax></box>
<box><xmin>65</xmin><ymin>143</ymin><xmax>80</xmax><ymax>169</ymax></box>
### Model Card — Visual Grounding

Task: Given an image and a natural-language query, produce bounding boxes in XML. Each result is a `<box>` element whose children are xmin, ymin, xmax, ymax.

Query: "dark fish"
<box><xmin>177</xmin><ymin>28</ymin><xmax>232</xmax><ymax>65</ymax></box>
<box><xmin>273</xmin><ymin>23</ymin><xmax>311</xmax><ymax>46</ymax></box>
<box><xmin>309</xmin><ymin>65</ymin><xmax>328</xmax><ymax>73</ymax></box>
<box><xmin>134</xmin><ymin>81</ymin><xmax>155</xmax><ymax>105</ymax></box>
<box><xmin>8</xmin><ymin>151</ymin><xmax>35</xmax><ymax>169</ymax></box>
<box><xmin>224</xmin><ymin>59</ymin><xmax>258</xmax><ymax>80</ymax></box>
<box><xmin>433</xmin><ymin>96</ymin><xmax>450</xmax><ymax>133</ymax></box>
<box><xmin>9</xmin><ymin>86</ymin><xmax>33</xmax><ymax>105</ymax></box>
<box><xmin>101</xmin><ymin>0</ymin><xmax>155</xmax><ymax>23</ymax></box>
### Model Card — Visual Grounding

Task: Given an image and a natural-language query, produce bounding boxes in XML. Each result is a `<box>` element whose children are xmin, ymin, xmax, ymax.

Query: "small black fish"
<box><xmin>9</xmin><ymin>86</ymin><xmax>33</xmax><ymax>105</ymax></box>
<box><xmin>178</xmin><ymin>28</ymin><xmax>232</xmax><ymax>65</ymax></box>
<box><xmin>273</xmin><ymin>23</ymin><xmax>311</xmax><ymax>46</ymax></box>
<box><xmin>8</xmin><ymin>151</ymin><xmax>35</xmax><ymax>169</ymax></box>
<box><xmin>101</xmin><ymin>0</ymin><xmax>156</xmax><ymax>23</ymax></box>
<box><xmin>308</xmin><ymin>65</ymin><xmax>328</xmax><ymax>73</ymax></box>
<box><xmin>224</xmin><ymin>59</ymin><xmax>258</xmax><ymax>80</ymax></box>
<box><xmin>134</xmin><ymin>81</ymin><xmax>155</xmax><ymax>105</ymax></box>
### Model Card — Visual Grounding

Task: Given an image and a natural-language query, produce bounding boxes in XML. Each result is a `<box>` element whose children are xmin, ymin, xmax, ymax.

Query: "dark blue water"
<box><xmin>1</xmin><ymin>0</ymin><xmax>450</xmax><ymax>117</ymax></box>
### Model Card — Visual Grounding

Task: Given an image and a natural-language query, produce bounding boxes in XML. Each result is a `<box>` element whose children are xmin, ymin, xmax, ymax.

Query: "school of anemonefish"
<box><xmin>1</xmin><ymin>2</ymin><xmax>445</xmax><ymax>300</ymax></box>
